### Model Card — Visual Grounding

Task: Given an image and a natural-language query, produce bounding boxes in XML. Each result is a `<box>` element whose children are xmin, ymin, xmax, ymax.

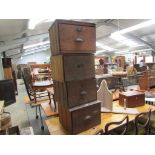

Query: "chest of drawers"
<box><xmin>52</xmin><ymin>54</ymin><xmax>95</xmax><ymax>82</ymax></box>
<box><xmin>49</xmin><ymin>20</ymin><xmax>96</xmax><ymax>55</ymax></box>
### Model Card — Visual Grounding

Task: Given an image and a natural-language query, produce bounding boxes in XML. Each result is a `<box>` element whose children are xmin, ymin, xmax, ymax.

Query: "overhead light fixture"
<box><xmin>23</xmin><ymin>47</ymin><xmax>49</xmax><ymax>56</ymax></box>
<box><xmin>23</xmin><ymin>41</ymin><xmax>50</xmax><ymax>50</ymax></box>
<box><xmin>110</xmin><ymin>20</ymin><xmax>155</xmax><ymax>48</ymax></box>
<box><xmin>28</xmin><ymin>19</ymin><xmax>45</xmax><ymax>29</ymax></box>
<box><xmin>96</xmin><ymin>42</ymin><xmax>116</xmax><ymax>51</ymax></box>
<box><xmin>28</xmin><ymin>18</ymin><xmax>56</xmax><ymax>29</ymax></box>
<box><xmin>96</xmin><ymin>50</ymin><xmax>106</xmax><ymax>54</ymax></box>
<box><xmin>110</xmin><ymin>33</ymin><xmax>141</xmax><ymax>47</ymax></box>
<box><xmin>115</xmin><ymin>19</ymin><xmax>155</xmax><ymax>35</ymax></box>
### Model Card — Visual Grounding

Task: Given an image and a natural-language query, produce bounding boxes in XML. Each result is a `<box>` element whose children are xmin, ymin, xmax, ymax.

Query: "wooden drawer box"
<box><xmin>49</xmin><ymin>20</ymin><xmax>96</xmax><ymax>55</ymax></box>
<box><xmin>58</xmin><ymin>100</ymin><xmax>101</xmax><ymax>134</ymax></box>
<box><xmin>119</xmin><ymin>91</ymin><xmax>145</xmax><ymax>108</ymax></box>
<box><xmin>54</xmin><ymin>79</ymin><xmax>97</xmax><ymax>108</ymax></box>
<box><xmin>52</xmin><ymin>54</ymin><xmax>95</xmax><ymax>82</ymax></box>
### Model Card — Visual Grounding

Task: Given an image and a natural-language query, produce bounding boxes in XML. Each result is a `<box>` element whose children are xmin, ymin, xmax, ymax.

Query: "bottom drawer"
<box><xmin>58</xmin><ymin>101</ymin><xmax>101</xmax><ymax>134</ymax></box>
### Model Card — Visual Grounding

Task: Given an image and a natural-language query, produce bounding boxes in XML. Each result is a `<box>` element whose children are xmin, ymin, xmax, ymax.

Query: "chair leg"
<box><xmin>53</xmin><ymin>94</ymin><xmax>56</xmax><ymax>112</ymax></box>
<box><xmin>39</xmin><ymin>106</ymin><xmax>44</xmax><ymax>130</ymax></box>
<box><xmin>36</xmin><ymin>106</ymin><xmax>39</xmax><ymax>119</ymax></box>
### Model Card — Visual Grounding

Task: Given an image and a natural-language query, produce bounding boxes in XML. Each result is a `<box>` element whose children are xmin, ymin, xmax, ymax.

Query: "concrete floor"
<box><xmin>5</xmin><ymin>79</ymin><xmax>50</xmax><ymax>135</ymax></box>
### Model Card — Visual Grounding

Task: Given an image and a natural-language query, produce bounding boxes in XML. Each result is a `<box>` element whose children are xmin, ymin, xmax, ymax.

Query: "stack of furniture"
<box><xmin>49</xmin><ymin>20</ymin><xmax>101</xmax><ymax>134</ymax></box>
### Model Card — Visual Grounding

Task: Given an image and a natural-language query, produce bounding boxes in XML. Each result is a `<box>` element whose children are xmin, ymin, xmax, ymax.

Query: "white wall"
<box><xmin>14</xmin><ymin>49</ymin><xmax>51</xmax><ymax>64</ymax></box>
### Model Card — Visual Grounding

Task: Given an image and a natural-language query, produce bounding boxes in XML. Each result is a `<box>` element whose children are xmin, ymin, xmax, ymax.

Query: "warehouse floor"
<box><xmin>5</xmin><ymin>79</ymin><xmax>50</xmax><ymax>135</ymax></box>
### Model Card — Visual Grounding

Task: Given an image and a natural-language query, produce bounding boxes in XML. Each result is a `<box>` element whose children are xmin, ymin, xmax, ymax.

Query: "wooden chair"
<box><xmin>97</xmin><ymin>80</ymin><xmax>113</xmax><ymax>110</ymax></box>
<box><xmin>104</xmin><ymin>115</ymin><xmax>129</xmax><ymax>135</ymax></box>
<box><xmin>22</xmin><ymin>69</ymin><xmax>52</xmax><ymax>130</ymax></box>
<box><xmin>134</xmin><ymin>109</ymin><xmax>151</xmax><ymax>135</ymax></box>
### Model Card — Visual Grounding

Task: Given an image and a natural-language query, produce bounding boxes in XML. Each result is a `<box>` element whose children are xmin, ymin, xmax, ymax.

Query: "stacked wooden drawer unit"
<box><xmin>49</xmin><ymin>20</ymin><xmax>101</xmax><ymax>134</ymax></box>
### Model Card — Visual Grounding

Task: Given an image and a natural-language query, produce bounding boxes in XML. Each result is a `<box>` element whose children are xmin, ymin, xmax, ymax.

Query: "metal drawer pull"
<box><xmin>76</xmin><ymin>27</ymin><xmax>82</xmax><ymax>32</ymax></box>
<box><xmin>77</xmin><ymin>64</ymin><xmax>84</xmax><ymax>68</ymax></box>
<box><xmin>80</xmin><ymin>91</ymin><xmax>87</xmax><ymax>96</ymax></box>
<box><xmin>85</xmin><ymin>115</ymin><xmax>91</xmax><ymax>120</ymax></box>
<box><xmin>92</xmin><ymin>110</ymin><xmax>98</xmax><ymax>114</ymax></box>
<box><xmin>75</xmin><ymin>37</ymin><xmax>84</xmax><ymax>42</ymax></box>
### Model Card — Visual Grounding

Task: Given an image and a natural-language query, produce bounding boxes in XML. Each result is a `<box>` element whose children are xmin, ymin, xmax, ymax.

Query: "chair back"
<box><xmin>22</xmin><ymin>68</ymin><xmax>34</xmax><ymax>101</ymax></box>
<box><xmin>135</xmin><ymin>109</ymin><xmax>151</xmax><ymax>135</ymax></box>
<box><xmin>104</xmin><ymin>115</ymin><xmax>129</xmax><ymax>135</ymax></box>
<box><xmin>97</xmin><ymin>80</ymin><xmax>113</xmax><ymax>110</ymax></box>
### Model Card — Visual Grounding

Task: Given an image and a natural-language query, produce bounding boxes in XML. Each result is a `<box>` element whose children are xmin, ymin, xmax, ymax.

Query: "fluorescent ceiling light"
<box><xmin>131</xmin><ymin>48</ymin><xmax>152</xmax><ymax>53</ymax></box>
<box><xmin>23</xmin><ymin>47</ymin><xmax>49</xmax><ymax>56</ymax></box>
<box><xmin>96</xmin><ymin>42</ymin><xmax>115</xmax><ymax>51</ymax></box>
<box><xmin>110</xmin><ymin>33</ymin><xmax>141</xmax><ymax>47</ymax></box>
<box><xmin>115</xmin><ymin>20</ymin><xmax>155</xmax><ymax>35</ymax></box>
<box><xmin>96</xmin><ymin>50</ymin><xmax>106</xmax><ymax>54</ymax></box>
<box><xmin>115</xmin><ymin>51</ymin><xmax>129</xmax><ymax>54</ymax></box>
<box><xmin>28</xmin><ymin>19</ymin><xmax>56</xmax><ymax>29</ymax></box>
<box><xmin>23</xmin><ymin>41</ymin><xmax>50</xmax><ymax>50</ymax></box>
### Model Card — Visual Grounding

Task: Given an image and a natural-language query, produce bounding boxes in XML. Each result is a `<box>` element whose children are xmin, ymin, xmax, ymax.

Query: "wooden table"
<box><xmin>45</xmin><ymin>102</ymin><xmax>155</xmax><ymax>135</ymax></box>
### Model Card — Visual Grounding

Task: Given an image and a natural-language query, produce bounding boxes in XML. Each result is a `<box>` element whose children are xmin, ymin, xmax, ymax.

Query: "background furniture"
<box><xmin>0</xmin><ymin>80</ymin><xmax>16</xmax><ymax>106</ymax></box>
<box><xmin>49</xmin><ymin>19</ymin><xmax>101</xmax><ymax>134</ymax></box>
<box><xmin>119</xmin><ymin>91</ymin><xmax>145</xmax><ymax>108</ymax></box>
<box><xmin>2</xmin><ymin>58</ymin><xmax>18</xmax><ymax>95</ymax></box>
<box><xmin>97</xmin><ymin>80</ymin><xmax>112</xmax><ymax>110</ymax></box>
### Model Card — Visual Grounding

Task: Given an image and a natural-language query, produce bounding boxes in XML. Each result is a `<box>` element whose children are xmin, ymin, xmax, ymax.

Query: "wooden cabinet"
<box><xmin>49</xmin><ymin>20</ymin><xmax>96</xmax><ymax>55</ymax></box>
<box><xmin>49</xmin><ymin>20</ymin><xmax>101</xmax><ymax>134</ymax></box>
<box><xmin>119</xmin><ymin>91</ymin><xmax>145</xmax><ymax>108</ymax></box>
<box><xmin>52</xmin><ymin>54</ymin><xmax>95</xmax><ymax>82</ymax></box>
<box><xmin>54</xmin><ymin>79</ymin><xmax>97</xmax><ymax>108</ymax></box>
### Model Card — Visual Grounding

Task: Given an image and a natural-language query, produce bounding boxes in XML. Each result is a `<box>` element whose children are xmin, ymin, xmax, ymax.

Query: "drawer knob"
<box><xmin>85</xmin><ymin>115</ymin><xmax>91</xmax><ymax>120</ymax></box>
<box><xmin>75</xmin><ymin>37</ymin><xmax>84</xmax><ymax>42</ymax></box>
<box><xmin>77</xmin><ymin>64</ymin><xmax>84</xmax><ymax>68</ymax></box>
<box><xmin>76</xmin><ymin>27</ymin><xmax>82</xmax><ymax>32</ymax></box>
<box><xmin>80</xmin><ymin>91</ymin><xmax>87</xmax><ymax>96</ymax></box>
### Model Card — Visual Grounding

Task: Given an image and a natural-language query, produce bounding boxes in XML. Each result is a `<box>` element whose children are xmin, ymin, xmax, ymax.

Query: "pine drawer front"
<box><xmin>66</xmin><ymin>101</ymin><xmax>101</xmax><ymax>134</ymax></box>
<box><xmin>52</xmin><ymin>54</ymin><xmax>95</xmax><ymax>82</ymax></box>
<box><xmin>54</xmin><ymin>79</ymin><xmax>97</xmax><ymax>108</ymax></box>
<box><xmin>49</xmin><ymin>20</ymin><xmax>96</xmax><ymax>55</ymax></box>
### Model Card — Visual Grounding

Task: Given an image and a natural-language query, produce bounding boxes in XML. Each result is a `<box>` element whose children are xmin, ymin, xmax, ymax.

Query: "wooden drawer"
<box><xmin>54</xmin><ymin>79</ymin><xmax>97</xmax><ymax>108</ymax></box>
<box><xmin>52</xmin><ymin>54</ymin><xmax>95</xmax><ymax>82</ymax></box>
<box><xmin>58</xmin><ymin>101</ymin><xmax>101</xmax><ymax>134</ymax></box>
<box><xmin>49</xmin><ymin>19</ymin><xmax>96</xmax><ymax>55</ymax></box>
<box><xmin>119</xmin><ymin>91</ymin><xmax>145</xmax><ymax>108</ymax></box>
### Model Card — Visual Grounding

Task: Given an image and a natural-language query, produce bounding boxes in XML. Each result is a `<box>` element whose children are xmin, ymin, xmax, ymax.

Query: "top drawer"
<box><xmin>49</xmin><ymin>20</ymin><xmax>96</xmax><ymax>55</ymax></box>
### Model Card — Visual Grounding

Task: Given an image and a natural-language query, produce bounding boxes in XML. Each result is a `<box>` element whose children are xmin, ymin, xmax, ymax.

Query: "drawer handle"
<box><xmin>76</xmin><ymin>27</ymin><xmax>82</xmax><ymax>32</ymax></box>
<box><xmin>92</xmin><ymin>110</ymin><xmax>98</xmax><ymax>114</ymax></box>
<box><xmin>75</xmin><ymin>37</ymin><xmax>84</xmax><ymax>42</ymax></box>
<box><xmin>85</xmin><ymin>115</ymin><xmax>91</xmax><ymax>120</ymax></box>
<box><xmin>77</xmin><ymin>64</ymin><xmax>84</xmax><ymax>68</ymax></box>
<box><xmin>80</xmin><ymin>91</ymin><xmax>87</xmax><ymax>96</ymax></box>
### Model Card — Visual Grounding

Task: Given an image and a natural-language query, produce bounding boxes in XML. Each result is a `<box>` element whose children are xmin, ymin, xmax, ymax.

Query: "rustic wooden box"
<box><xmin>119</xmin><ymin>91</ymin><xmax>145</xmax><ymax>108</ymax></box>
<box><xmin>54</xmin><ymin>79</ymin><xmax>97</xmax><ymax>108</ymax></box>
<box><xmin>52</xmin><ymin>54</ymin><xmax>95</xmax><ymax>82</ymax></box>
<box><xmin>49</xmin><ymin>19</ymin><xmax>96</xmax><ymax>55</ymax></box>
<box><xmin>58</xmin><ymin>100</ymin><xmax>101</xmax><ymax>134</ymax></box>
